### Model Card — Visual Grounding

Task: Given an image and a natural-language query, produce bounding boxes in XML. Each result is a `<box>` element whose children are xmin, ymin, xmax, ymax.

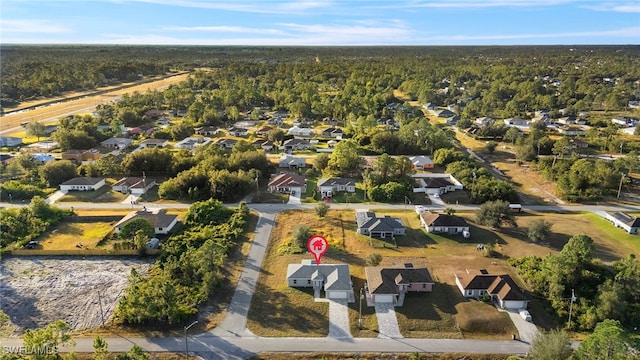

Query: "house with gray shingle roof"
<box><xmin>114</xmin><ymin>208</ymin><xmax>178</xmax><ymax>235</ymax></box>
<box><xmin>355</xmin><ymin>210</ymin><xmax>405</xmax><ymax>239</ymax></box>
<box><xmin>364</xmin><ymin>264</ymin><xmax>434</xmax><ymax>306</ymax></box>
<box><xmin>419</xmin><ymin>212</ymin><xmax>470</xmax><ymax>235</ymax></box>
<box><xmin>604</xmin><ymin>212</ymin><xmax>640</xmax><ymax>234</ymax></box>
<box><xmin>317</xmin><ymin>177</ymin><xmax>356</xmax><ymax>198</ymax></box>
<box><xmin>455</xmin><ymin>269</ymin><xmax>529</xmax><ymax>310</ymax></box>
<box><xmin>287</xmin><ymin>259</ymin><xmax>355</xmax><ymax>301</ymax></box>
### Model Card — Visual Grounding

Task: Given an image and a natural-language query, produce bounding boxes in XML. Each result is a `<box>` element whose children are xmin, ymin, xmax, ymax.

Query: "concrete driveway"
<box><xmin>327</xmin><ymin>299</ymin><xmax>351</xmax><ymax>338</ymax></box>
<box><xmin>374</xmin><ymin>303</ymin><xmax>402</xmax><ymax>339</ymax></box>
<box><xmin>505</xmin><ymin>310</ymin><xmax>538</xmax><ymax>344</ymax></box>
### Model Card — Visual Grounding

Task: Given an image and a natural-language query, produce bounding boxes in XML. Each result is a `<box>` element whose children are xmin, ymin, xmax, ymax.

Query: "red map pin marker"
<box><xmin>307</xmin><ymin>235</ymin><xmax>328</xmax><ymax>265</ymax></box>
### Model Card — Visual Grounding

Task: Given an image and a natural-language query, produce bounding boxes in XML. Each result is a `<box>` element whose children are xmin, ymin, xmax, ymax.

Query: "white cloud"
<box><xmin>114</xmin><ymin>0</ymin><xmax>335</xmax><ymax>14</ymax></box>
<box><xmin>164</xmin><ymin>25</ymin><xmax>284</xmax><ymax>35</ymax></box>
<box><xmin>382</xmin><ymin>0</ymin><xmax>576</xmax><ymax>9</ymax></box>
<box><xmin>1</xmin><ymin>19</ymin><xmax>71</xmax><ymax>34</ymax></box>
<box><xmin>582</xmin><ymin>2</ymin><xmax>640</xmax><ymax>13</ymax></box>
<box><xmin>427</xmin><ymin>26</ymin><xmax>640</xmax><ymax>41</ymax></box>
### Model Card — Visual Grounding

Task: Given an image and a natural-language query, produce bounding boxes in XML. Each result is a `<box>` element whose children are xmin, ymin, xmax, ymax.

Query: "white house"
<box><xmin>100</xmin><ymin>137</ymin><xmax>133</xmax><ymax>150</ymax></box>
<box><xmin>283</xmin><ymin>138</ymin><xmax>311</xmax><ymax>152</ymax></box>
<box><xmin>59</xmin><ymin>177</ymin><xmax>106</xmax><ymax>192</ymax></box>
<box><xmin>408</xmin><ymin>155</ymin><xmax>434</xmax><ymax>170</ymax></box>
<box><xmin>287</xmin><ymin>126</ymin><xmax>314</xmax><ymax>137</ymax></box>
<box><xmin>412</xmin><ymin>174</ymin><xmax>464</xmax><ymax>195</ymax></box>
<box><xmin>139</xmin><ymin>139</ymin><xmax>169</xmax><ymax>148</ymax></box>
<box><xmin>279</xmin><ymin>154</ymin><xmax>306</xmax><ymax>169</ymax></box>
<box><xmin>267</xmin><ymin>173</ymin><xmax>306</xmax><ymax>195</ymax></box>
<box><xmin>317</xmin><ymin>177</ymin><xmax>356</xmax><ymax>198</ymax></box>
<box><xmin>604</xmin><ymin>212</ymin><xmax>640</xmax><ymax>234</ymax></box>
<box><xmin>112</xmin><ymin>177</ymin><xmax>156</xmax><ymax>195</ymax></box>
<box><xmin>355</xmin><ymin>210</ymin><xmax>405</xmax><ymax>238</ymax></box>
<box><xmin>454</xmin><ymin>269</ymin><xmax>529</xmax><ymax>310</ymax></box>
<box><xmin>114</xmin><ymin>208</ymin><xmax>178</xmax><ymax>235</ymax></box>
<box><xmin>419</xmin><ymin>212</ymin><xmax>470</xmax><ymax>235</ymax></box>
<box><xmin>475</xmin><ymin>117</ymin><xmax>495</xmax><ymax>127</ymax></box>
<box><xmin>287</xmin><ymin>260</ymin><xmax>355</xmax><ymax>301</ymax></box>
<box><xmin>174</xmin><ymin>137</ymin><xmax>211</xmax><ymax>150</ymax></box>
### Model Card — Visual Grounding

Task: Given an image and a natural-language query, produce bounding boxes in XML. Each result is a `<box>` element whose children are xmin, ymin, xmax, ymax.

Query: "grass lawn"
<box><xmin>58</xmin><ymin>183</ymin><xmax>128</xmax><ymax>203</ymax></box>
<box><xmin>38</xmin><ymin>222</ymin><xmax>114</xmax><ymax>250</ymax></box>
<box><xmin>251</xmin><ymin>191</ymin><xmax>289</xmax><ymax>204</ymax></box>
<box><xmin>249</xmin><ymin>208</ymin><xmax>638</xmax><ymax>338</ymax></box>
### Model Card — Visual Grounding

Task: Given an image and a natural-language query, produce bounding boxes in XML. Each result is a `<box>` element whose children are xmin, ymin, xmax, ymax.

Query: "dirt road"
<box><xmin>0</xmin><ymin>73</ymin><xmax>190</xmax><ymax>132</ymax></box>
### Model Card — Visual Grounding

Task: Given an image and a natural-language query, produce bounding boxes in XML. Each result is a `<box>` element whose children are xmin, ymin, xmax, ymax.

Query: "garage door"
<box><xmin>328</xmin><ymin>291</ymin><xmax>348</xmax><ymax>299</ymax></box>
<box><xmin>375</xmin><ymin>294</ymin><xmax>394</xmax><ymax>303</ymax></box>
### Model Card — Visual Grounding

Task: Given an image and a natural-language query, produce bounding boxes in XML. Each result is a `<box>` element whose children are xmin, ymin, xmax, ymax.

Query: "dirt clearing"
<box><xmin>0</xmin><ymin>256</ymin><xmax>153</xmax><ymax>334</ymax></box>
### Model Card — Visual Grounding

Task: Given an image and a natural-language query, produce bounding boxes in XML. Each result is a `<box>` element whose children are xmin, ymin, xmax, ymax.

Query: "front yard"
<box><xmin>246</xmin><ymin>208</ymin><xmax>638</xmax><ymax>338</ymax></box>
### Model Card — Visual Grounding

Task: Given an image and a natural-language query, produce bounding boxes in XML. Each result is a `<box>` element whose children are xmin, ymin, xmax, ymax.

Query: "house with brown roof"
<box><xmin>419</xmin><ymin>212</ymin><xmax>470</xmax><ymax>235</ymax></box>
<box><xmin>139</xmin><ymin>139</ymin><xmax>169</xmax><ymax>149</ymax></box>
<box><xmin>251</xmin><ymin>139</ymin><xmax>275</xmax><ymax>152</ymax></box>
<box><xmin>114</xmin><ymin>208</ymin><xmax>178</xmax><ymax>235</ymax></box>
<box><xmin>454</xmin><ymin>269</ymin><xmax>529</xmax><ymax>310</ymax></box>
<box><xmin>364</xmin><ymin>264</ymin><xmax>434</xmax><ymax>306</ymax></box>
<box><xmin>112</xmin><ymin>177</ymin><xmax>156</xmax><ymax>195</ymax></box>
<box><xmin>254</xmin><ymin>126</ymin><xmax>273</xmax><ymax>136</ymax></box>
<box><xmin>62</xmin><ymin>149</ymin><xmax>101</xmax><ymax>164</ymax></box>
<box><xmin>267</xmin><ymin>173</ymin><xmax>306</xmax><ymax>195</ymax></box>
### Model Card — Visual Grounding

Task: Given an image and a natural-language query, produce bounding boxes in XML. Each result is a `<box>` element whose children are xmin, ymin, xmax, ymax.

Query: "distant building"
<box><xmin>59</xmin><ymin>177</ymin><xmax>106</xmax><ymax>192</ymax></box>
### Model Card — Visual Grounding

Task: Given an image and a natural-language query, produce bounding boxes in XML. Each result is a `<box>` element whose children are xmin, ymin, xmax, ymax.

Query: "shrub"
<box><xmin>366</xmin><ymin>253</ymin><xmax>382</xmax><ymax>266</ymax></box>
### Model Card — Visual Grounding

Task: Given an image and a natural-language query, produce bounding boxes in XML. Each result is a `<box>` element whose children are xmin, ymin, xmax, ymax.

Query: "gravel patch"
<box><xmin>0</xmin><ymin>256</ymin><xmax>153</xmax><ymax>334</ymax></box>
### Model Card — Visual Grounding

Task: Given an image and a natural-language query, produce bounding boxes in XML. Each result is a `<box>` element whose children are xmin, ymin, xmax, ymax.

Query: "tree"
<box><xmin>116</xmin><ymin>344</ymin><xmax>149</xmax><ymax>360</ymax></box>
<box><xmin>292</xmin><ymin>224</ymin><xmax>312</xmax><ymax>250</ymax></box>
<box><xmin>527</xmin><ymin>329</ymin><xmax>573</xmax><ymax>360</ymax></box>
<box><xmin>313</xmin><ymin>153</ymin><xmax>330</xmax><ymax>172</ymax></box>
<box><xmin>93</xmin><ymin>336</ymin><xmax>108</xmax><ymax>360</ymax></box>
<box><xmin>327</xmin><ymin>140</ymin><xmax>363</xmax><ymax>177</ymax></box>
<box><xmin>527</xmin><ymin>219</ymin><xmax>552</xmax><ymax>243</ymax></box>
<box><xmin>575</xmin><ymin>319</ymin><xmax>638</xmax><ymax>360</ymax></box>
<box><xmin>40</xmin><ymin>160</ymin><xmax>77</xmax><ymax>187</ymax></box>
<box><xmin>23</xmin><ymin>320</ymin><xmax>74</xmax><ymax>360</ymax></box>
<box><xmin>475</xmin><ymin>200</ymin><xmax>517</xmax><ymax>229</ymax></box>
<box><xmin>118</xmin><ymin>218</ymin><xmax>155</xmax><ymax>240</ymax></box>
<box><xmin>366</xmin><ymin>253</ymin><xmax>382</xmax><ymax>266</ymax></box>
<box><xmin>486</xmin><ymin>141</ymin><xmax>498</xmax><ymax>153</ymax></box>
<box><xmin>184</xmin><ymin>198</ymin><xmax>233</xmax><ymax>227</ymax></box>
<box><xmin>26</xmin><ymin>122</ymin><xmax>47</xmax><ymax>142</ymax></box>
<box><xmin>315</xmin><ymin>201</ymin><xmax>329</xmax><ymax>218</ymax></box>
<box><xmin>503</xmin><ymin>127</ymin><xmax>521</xmax><ymax>144</ymax></box>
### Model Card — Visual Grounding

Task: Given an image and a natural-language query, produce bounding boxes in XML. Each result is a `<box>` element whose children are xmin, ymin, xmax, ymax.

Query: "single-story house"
<box><xmin>454</xmin><ymin>269</ymin><xmax>529</xmax><ymax>310</ymax></box>
<box><xmin>503</xmin><ymin>118</ymin><xmax>530</xmax><ymax>128</ymax></box>
<box><xmin>28</xmin><ymin>140</ymin><xmax>58</xmax><ymax>151</ymax></box>
<box><xmin>355</xmin><ymin>210</ymin><xmax>406</xmax><ymax>238</ymax></box>
<box><xmin>62</xmin><ymin>149</ymin><xmax>101</xmax><ymax>163</ymax></box>
<box><xmin>413</xmin><ymin>174</ymin><xmax>463</xmax><ymax>195</ymax></box>
<box><xmin>365</xmin><ymin>264</ymin><xmax>434</xmax><ymax>306</ymax></box>
<box><xmin>320</xmin><ymin>127</ymin><xmax>344</xmax><ymax>138</ymax></box>
<box><xmin>252</xmin><ymin>139</ymin><xmax>275</xmax><ymax>152</ymax></box>
<box><xmin>431</xmin><ymin>109</ymin><xmax>456</xmax><ymax>118</ymax></box>
<box><xmin>408</xmin><ymin>155</ymin><xmax>434</xmax><ymax>170</ymax></box>
<box><xmin>112</xmin><ymin>177</ymin><xmax>156</xmax><ymax>195</ymax></box>
<box><xmin>287</xmin><ymin>259</ymin><xmax>355</xmax><ymax>301</ymax></box>
<box><xmin>604</xmin><ymin>212</ymin><xmax>640</xmax><ymax>234</ymax></box>
<box><xmin>475</xmin><ymin>117</ymin><xmax>495</xmax><ymax>127</ymax></box>
<box><xmin>144</xmin><ymin>109</ymin><xmax>165</xmax><ymax>118</ymax></box>
<box><xmin>194</xmin><ymin>126</ymin><xmax>220</xmax><ymax>136</ymax></box>
<box><xmin>254</xmin><ymin>126</ymin><xmax>273</xmax><ymax>136</ymax></box>
<box><xmin>287</xmin><ymin>126</ymin><xmax>314</xmax><ymax>137</ymax></box>
<box><xmin>215</xmin><ymin>138</ymin><xmax>238</xmax><ymax>149</ymax></box>
<box><xmin>0</xmin><ymin>136</ymin><xmax>23</xmax><ymax>147</ymax></box>
<box><xmin>268</xmin><ymin>173</ymin><xmax>306</xmax><ymax>195</ymax></box>
<box><xmin>419</xmin><ymin>212</ymin><xmax>470</xmax><ymax>235</ymax></box>
<box><xmin>174</xmin><ymin>137</ymin><xmax>211</xmax><ymax>150</ymax></box>
<box><xmin>59</xmin><ymin>177</ymin><xmax>106</xmax><ymax>192</ymax></box>
<box><xmin>156</xmin><ymin>116</ymin><xmax>172</xmax><ymax>126</ymax></box>
<box><xmin>114</xmin><ymin>208</ymin><xmax>178</xmax><ymax>235</ymax></box>
<box><xmin>558</xmin><ymin>126</ymin><xmax>586</xmax><ymax>136</ymax></box>
<box><xmin>127</xmin><ymin>125</ymin><xmax>156</xmax><ymax>136</ymax></box>
<box><xmin>100</xmin><ymin>137</ymin><xmax>133</xmax><ymax>150</ymax></box>
<box><xmin>569</xmin><ymin>138</ymin><xmax>589</xmax><ymax>149</ymax></box>
<box><xmin>227</xmin><ymin>127</ymin><xmax>248</xmax><ymax>137</ymax></box>
<box><xmin>323</xmin><ymin>117</ymin><xmax>341</xmax><ymax>126</ymax></box>
<box><xmin>32</xmin><ymin>153</ymin><xmax>55</xmax><ymax>164</ymax></box>
<box><xmin>612</xmin><ymin>116</ymin><xmax>638</xmax><ymax>127</ymax></box>
<box><xmin>283</xmin><ymin>138</ymin><xmax>311</xmax><ymax>152</ymax></box>
<box><xmin>317</xmin><ymin>177</ymin><xmax>356</xmax><ymax>198</ymax></box>
<box><xmin>279</xmin><ymin>154</ymin><xmax>306</xmax><ymax>168</ymax></box>
<box><xmin>139</xmin><ymin>139</ymin><xmax>169</xmax><ymax>149</ymax></box>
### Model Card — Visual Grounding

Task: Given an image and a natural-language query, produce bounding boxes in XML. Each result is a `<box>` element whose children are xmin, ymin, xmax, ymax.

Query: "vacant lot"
<box><xmin>248</xmin><ymin>208</ymin><xmax>636</xmax><ymax>338</ymax></box>
<box><xmin>0</xmin><ymin>256</ymin><xmax>153</xmax><ymax>334</ymax></box>
<box><xmin>38</xmin><ymin>222</ymin><xmax>114</xmax><ymax>250</ymax></box>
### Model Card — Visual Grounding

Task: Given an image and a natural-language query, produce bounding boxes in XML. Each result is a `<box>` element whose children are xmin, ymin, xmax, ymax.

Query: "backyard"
<box><xmin>246</xmin><ymin>208</ymin><xmax>639</xmax><ymax>339</ymax></box>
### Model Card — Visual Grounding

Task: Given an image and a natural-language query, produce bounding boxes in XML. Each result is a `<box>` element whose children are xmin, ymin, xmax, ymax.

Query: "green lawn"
<box><xmin>58</xmin><ymin>181</ymin><xmax>128</xmax><ymax>203</ymax></box>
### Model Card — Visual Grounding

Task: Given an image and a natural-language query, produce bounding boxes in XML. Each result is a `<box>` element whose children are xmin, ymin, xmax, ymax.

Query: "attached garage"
<box><xmin>372</xmin><ymin>294</ymin><xmax>395</xmax><ymax>303</ymax></box>
<box><xmin>327</xmin><ymin>291</ymin><xmax>349</xmax><ymax>299</ymax></box>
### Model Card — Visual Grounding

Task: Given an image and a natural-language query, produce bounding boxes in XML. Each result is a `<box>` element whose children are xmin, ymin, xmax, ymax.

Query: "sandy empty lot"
<box><xmin>0</xmin><ymin>256</ymin><xmax>153</xmax><ymax>334</ymax></box>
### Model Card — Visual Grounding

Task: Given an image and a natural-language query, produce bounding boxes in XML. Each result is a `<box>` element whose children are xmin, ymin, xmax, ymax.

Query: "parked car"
<box><xmin>519</xmin><ymin>309</ymin><xmax>532</xmax><ymax>322</ymax></box>
<box><xmin>25</xmin><ymin>241</ymin><xmax>39</xmax><ymax>249</ymax></box>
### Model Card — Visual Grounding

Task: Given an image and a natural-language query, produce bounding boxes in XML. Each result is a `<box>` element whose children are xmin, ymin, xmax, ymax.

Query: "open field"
<box><xmin>247</xmin><ymin>208</ymin><xmax>638</xmax><ymax>338</ymax></box>
<box><xmin>1</xmin><ymin>72</ymin><xmax>190</xmax><ymax>134</ymax></box>
<box><xmin>0</xmin><ymin>256</ymin><xmax>153</xmax><ymax>334</ymax></box>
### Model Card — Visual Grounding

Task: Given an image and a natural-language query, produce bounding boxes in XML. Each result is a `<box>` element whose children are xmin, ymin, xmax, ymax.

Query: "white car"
<box><xmin>519</xmin><ymin>309</ymin><xmax>532</xmax><ymax>322</ymax></box>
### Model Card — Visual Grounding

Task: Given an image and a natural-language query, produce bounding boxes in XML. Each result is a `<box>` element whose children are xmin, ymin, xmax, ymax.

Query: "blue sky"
<box><xmin>1</xmin><ymin>0</ymin><xmax>639</xmax><ymax>45</ymax></box>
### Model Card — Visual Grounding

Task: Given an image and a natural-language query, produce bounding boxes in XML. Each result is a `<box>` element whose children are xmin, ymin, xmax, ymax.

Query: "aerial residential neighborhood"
<box><xmin>1</xmin><ymin>41</ymin><xmax>639</xmax><ymax>360</ymax></box>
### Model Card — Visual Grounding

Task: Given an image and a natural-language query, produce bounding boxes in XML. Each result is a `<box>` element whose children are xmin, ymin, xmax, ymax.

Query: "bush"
<box><xmin>366</xmin><ymin>253</ymin><xmax>382</xmax><ymax>266</ymax></box>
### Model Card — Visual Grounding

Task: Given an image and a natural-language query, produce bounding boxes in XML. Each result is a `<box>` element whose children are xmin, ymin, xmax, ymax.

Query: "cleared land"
<box><xmin>1</xmin><ymin>73</ymin><xmax>190</xmax><ymax>133</ymax></box>
<box><xmin>0</xmin><ymin>256</ymin><xmax>153</xmax><ymax>334</ymax></box>
<box><xmin>247</xmin><ymin>208</ymin><xmax>637</xmax><ymax>338</ymax></box>
<box><xmin>38</xmin><ymin>222</ymin><xmax>114</xmax><ymax>250</ymax></box>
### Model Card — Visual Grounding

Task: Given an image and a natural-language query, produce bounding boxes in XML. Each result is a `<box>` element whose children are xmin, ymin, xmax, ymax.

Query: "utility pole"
<box><xmin>358</xmin><ymin>287</ymin><xmax>364</xmax><ymax>329</ymax></box>
<box><xmin>567</xmin><ymin>289</ymin><xmax>576</xmax><ymax>329</ymax></box>
<box><xmin>617</xmin><ymin>173</ymin><xmax>626</xmax><ymax>199</ymax></box>
<box><xmin>184</xmin><ymin>320</ymin><xmax>198</xmax><ymax>359</ymax></box>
